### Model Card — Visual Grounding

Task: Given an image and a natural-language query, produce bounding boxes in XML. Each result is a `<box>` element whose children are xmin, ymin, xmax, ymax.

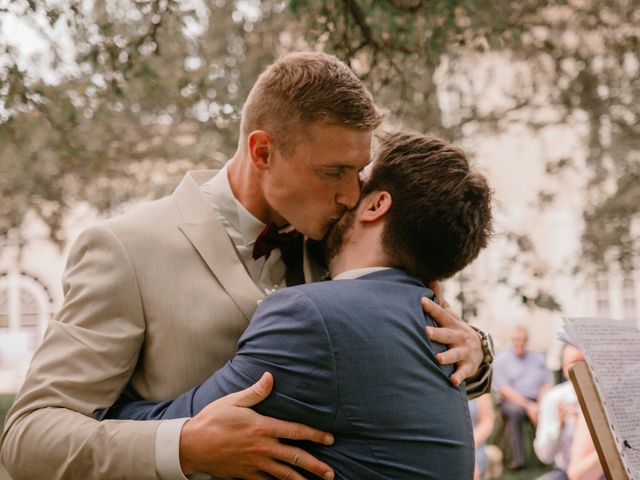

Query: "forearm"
<box><xmin>568</xmin><ymin>450</ymin><xmax>602</xmax><ymax>480</ymax></box>
<box><xmin>568</xmin><ymin>415</ymin><xmax>603</xmax><ymax>480</ymax></box>
<box><xmin>533</xmin><ymin>426</ymin><xmax>561</xmax><ymax>464</ymax></box>
<box><xmin>106</xmin><ymin>380</ymin><xmax>230</xmax><ymax>421</ymax></box>
<box><xmin>2</xmin><ymin>407</ymin><xmax>159</xmax><ymax>480</ymax></box>
<box><xmin>108</xmin><ymin>352</ymin><xmax>327</xmax><ymax>424</ymax></box>
<box><xmin>533</xmin><ymin>396</ymin><xmax>561</xmax><ymax>464</ymax></box>
<box><xmin>1</xmin><ymin>225</ymin><xmax>154</xmax><ymax>478</ymax></box>
<box><xmin>473</xmin><ymin>420</ymin><xmax>493</xmax><ymax>446</ymax></box>
<box><xmin>109</xmin><ymin>289</ymin><xmax>338</xmax><ymax>428</ymax></box>
<box><xmin>499</xmin><ymin>385</ymin><xmax>534</xmax><ymax>409</ymax></box>
<box><xmin>471</xmin><ymin>394</ymin><xmax>495</xmax><ymax>446</ymax></box>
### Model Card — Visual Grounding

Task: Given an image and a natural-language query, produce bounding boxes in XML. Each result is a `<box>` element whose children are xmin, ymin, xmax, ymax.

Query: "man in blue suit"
<box><xmin>104</xmin><ymin>131</ymin><xmax>493</xmax><ymax>479</ymax></box>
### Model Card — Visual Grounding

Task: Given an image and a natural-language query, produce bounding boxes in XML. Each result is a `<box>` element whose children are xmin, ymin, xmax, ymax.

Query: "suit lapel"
<box><xmin>173</xmin><ymin>171</ymin><xmax>264</xmax><ymax>322</ymax></box>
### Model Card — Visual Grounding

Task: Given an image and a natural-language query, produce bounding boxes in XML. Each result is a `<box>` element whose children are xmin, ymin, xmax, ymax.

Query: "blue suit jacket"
<box><xmin>106</xmin><ymin>269</ymin><xmax>474</xmax><ymax>479</ymax></box>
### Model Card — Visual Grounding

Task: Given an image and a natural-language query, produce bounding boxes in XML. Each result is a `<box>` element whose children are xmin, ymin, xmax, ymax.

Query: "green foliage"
<box><xmin>1</xmin><ymin>0</ymin><xmax>638</xmax><ymax>313</ymax></box>
<box><xmin>582</xmin><ymin>167</ymin><xmax>640</xmax><ymax>270</ymax></box>
<box><xmin>1</xmin><ymin>0</ymin><xmax>285</xmax><ymax>244</ymax></box>
<box><xmin>289</xmin><ymin>0</ymin><xmax>640</xmax><ymax>268</ymax></box>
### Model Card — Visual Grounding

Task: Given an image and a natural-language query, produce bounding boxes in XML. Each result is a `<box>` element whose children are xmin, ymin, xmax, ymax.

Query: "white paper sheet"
<box><xmin>564</xmin><ymin>317</ymin><xmax>640</xmax><ymax>480</ymax></box>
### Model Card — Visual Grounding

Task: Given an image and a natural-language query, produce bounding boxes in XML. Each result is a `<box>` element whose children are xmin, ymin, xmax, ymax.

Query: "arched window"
<box><xmin>0</xmin><ymin>271</ymin><xmax>53</xmax><ymax>392</ymax></box>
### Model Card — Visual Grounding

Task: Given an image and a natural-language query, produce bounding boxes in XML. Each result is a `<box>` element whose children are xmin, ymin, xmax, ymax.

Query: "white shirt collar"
<box><xmin>333</xmin><ymin>267</ymin><xmax>391</xmax><ymax>280</ymax></box>
<box><xmin>200</xmin><ymin>163</ymin><xmax>266</xmax><ymax>246</ymax></box>
<box><xmin>199</xmin><ymin>164</ymin><xmax>287</xmax><ymax>292</ymax></box>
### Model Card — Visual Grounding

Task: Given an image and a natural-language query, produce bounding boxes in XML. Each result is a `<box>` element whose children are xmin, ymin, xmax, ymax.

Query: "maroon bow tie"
<box><xmin>252</xmin><ymin>222</ymin><xmax>302</xmax><ymax>260</ymax></box>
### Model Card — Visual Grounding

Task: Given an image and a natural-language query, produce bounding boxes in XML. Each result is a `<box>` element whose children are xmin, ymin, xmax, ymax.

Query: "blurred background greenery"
<box><xmin>1</xmin><ymin>0</ymin><xmax>638</xmax><ymax>267</ymax></box>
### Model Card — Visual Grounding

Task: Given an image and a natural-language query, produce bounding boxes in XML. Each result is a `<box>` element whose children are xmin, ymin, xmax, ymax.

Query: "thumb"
<box><xmin>224</xmin><ymin>372</ymin><xmax>274</xmax><ymax>408</ymax></box>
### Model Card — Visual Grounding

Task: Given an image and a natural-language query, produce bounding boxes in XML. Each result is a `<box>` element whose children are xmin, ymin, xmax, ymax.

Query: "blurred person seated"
<box><xmin>493</xmin><ymin>325</ymin><xmax>551</xmax><ymax>469</ymax></box>
<box><xmin>534</xmin><ymin>339</ymin><xmax>585</xmax><ymax>480</ymax></box>
<box><xmin>469</xmin><ymin>393</ymin><xmax>496</xmax><ymax>480</ymax></box>
<box><xmin>567</xmin><ymin>411</ymin><xmax>605</xmax><ymax>480</ymax></box>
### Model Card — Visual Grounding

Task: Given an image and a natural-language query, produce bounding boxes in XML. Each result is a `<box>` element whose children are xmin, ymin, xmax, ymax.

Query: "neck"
<box><xmin>227</xmin><ymin>149</ymin><xmax>271</xmax><ymax>224</ymax></box>
<box><xmin>329</xmin><ymin>256</ymin><xmax>387</xmax><ymax>279</ymax></box>
<box><xmin>328</xmin><ymin>227</ymin><xmax>389</xmax><ymax>279</ymax></box>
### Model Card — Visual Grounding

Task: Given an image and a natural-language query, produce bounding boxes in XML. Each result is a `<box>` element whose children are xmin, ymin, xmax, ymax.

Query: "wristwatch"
<box><xmin>473</xmin><ymin>327</ymin><xmax>495</xmax><ymax>365</ymax></box>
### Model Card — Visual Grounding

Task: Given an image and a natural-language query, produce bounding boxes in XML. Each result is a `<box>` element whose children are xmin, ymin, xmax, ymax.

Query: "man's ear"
<box><xmin>247</xmin><ymin>130</ymin><xmax>273</xmax><ymax>171</ymax></box>
<box><xmin>360</xmin><ymin>191</ymin><xmax>392</xmax><ymax>223</ymax></box>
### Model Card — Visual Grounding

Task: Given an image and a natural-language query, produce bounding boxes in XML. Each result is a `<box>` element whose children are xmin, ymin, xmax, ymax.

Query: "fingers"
<box><xmin>433</xmin><ymin>346</ymin><xmax>473</xmax><ymax>386</ymax></box>
<box><xmin>422</xmin><ymin>296</ymin><xmax>484</xmax><ymax>387</ymax></box>
<box><xmin>421</xmin><ymin>297</ymin><xmax>458</xmax><ymax>328</ymax></box>
<box><xmin>426</xmin><ymin>324</ymin><xmax>462</xmax><ymax>346</ymax></box>
<box><xmin>449</xmin><ymin>372</ymin><xmax>463</xmax><ymax>387</ymax></box>
<box><xmin>269</xmin><ymin>444</ymin><xmax>335</xmax><ymax>480</ymax></box>
<box><xmin>266</xmin><ymin>417</ymin><xmax>334</xmax><ymax>446</ymax></box>
<box><xmin>427</xmin><ymin>331</ymin><xmax>475</xmax><ymax>387</ymax></box>
<box><xmin>450</xmin><ymin>363</ymin><xmax>475</xmax><ymax>387</ymax></box>
<box><xmin>434</xmin><ymin>345</ymin><xmax>465</xmax><ymax>365</ymax></box>
<box><xmin>224</xmin><ymin>372</ymin><xmax>274</xmax><ymax>408</ymax></box>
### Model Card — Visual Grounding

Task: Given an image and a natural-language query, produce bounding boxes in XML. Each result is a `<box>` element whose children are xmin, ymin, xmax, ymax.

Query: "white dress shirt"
<box><xmin>333</xmin><ymin>267</ymin><xmax>391</xmax><ymax>280</ymax></box>
<box><xmin>156</xmin><ymin>164</ymin><xmax>288</xmax><ymax>480</ymax></box>
<box><xmin>200</xmin><ymin>163</ymin><xmax>288</xmax><ymax>292</ymax></box>
<box><xmin>533</xmin><ymin>380</ymin><xmax>578</xmax><ymax>471</ymax></box>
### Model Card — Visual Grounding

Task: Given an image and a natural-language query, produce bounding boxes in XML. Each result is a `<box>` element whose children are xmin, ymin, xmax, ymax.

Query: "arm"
<box><xmin>499</xmin><ymin>385</ymin><xmax>541</xmax><ymax>424</ymax></box>
<box><xmin>472</xmin><ymin>394</ymin><xmax>495</xmax><ymax>446</ymax></box>
<box><xmin>567</xmin><ymin>413</ymin><xmax>604</xmax><ymax>480</ymax></box>
<box><xmin>106</xmin><ymin>288</ymin><xmax>338</xmax><ymax>479</ymax></box>
<box><xmin>539</xmin><ymin>383</ymin><xmax>551</xmax><ymax>399</ymax></box>
<box><xmin>499</xmin><ymin>385</ymin><xmax>534</xmax><ymax>409</ymax></box>
<box><xmin>421</xmin><ymin>283</ymin><xmax>491</xmax><ymax>398</ymax></box>
<box><xmin>1</xmin><ymin>227</ymin><xmax>334</xmax><ymax>480</ymax></box>
<box><xmin>533</xmin><ymin>388</ymin><xmax>563</xmax><ymax>464</ymax></box>
<box><xmin>1</xmin><ymin>226</ymin><xmax>159</xmax><ymax>480</ymax></box>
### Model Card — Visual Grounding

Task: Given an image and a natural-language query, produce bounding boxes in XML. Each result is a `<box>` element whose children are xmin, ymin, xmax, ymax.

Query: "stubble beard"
<box><xmin>322</xmin><ymin>207</ymin><xmax>357</xmax><ymax>270</ymax></box>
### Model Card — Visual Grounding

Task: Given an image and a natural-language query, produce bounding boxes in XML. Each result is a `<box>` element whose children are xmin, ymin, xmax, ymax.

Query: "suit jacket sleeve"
<box><xmin>106</xmin><ymin>288</ymin><xmax>338</xmax><ymax>432</ymax></box>
<box><xmin>0</xmin><ymin>226</ymin><xmax>161</xmax><ymax>480</ymax></box>
<box><xmin>465</xmin><ymin>362</ymin><xmax>493</xmax><ymax>400</ymax></box>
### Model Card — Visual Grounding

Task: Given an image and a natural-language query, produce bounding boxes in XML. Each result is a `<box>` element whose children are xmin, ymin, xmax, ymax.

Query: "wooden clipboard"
<box><xmin>569</xmin><ymin>361</ymin><xmax>630</xmax><ymax>480</ymax></box>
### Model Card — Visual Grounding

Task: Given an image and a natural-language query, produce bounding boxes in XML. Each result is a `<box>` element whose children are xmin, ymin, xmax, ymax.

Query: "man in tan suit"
<box><xmin>1</xmin><ymin>52</ymin><xmax>491</xmax><ymax>480</ymax></box>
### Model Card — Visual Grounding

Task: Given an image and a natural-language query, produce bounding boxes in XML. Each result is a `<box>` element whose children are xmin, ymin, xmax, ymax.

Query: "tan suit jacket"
<box><xmin>0</xmin><ymin>171</ymin><xmax>324</xmax><ymax>479</ymax></box>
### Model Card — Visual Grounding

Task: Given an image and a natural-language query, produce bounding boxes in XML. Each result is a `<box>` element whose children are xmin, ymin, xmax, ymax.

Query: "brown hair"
<box><xmin>363</xmin><ymin>131</ymin><xmax>493</xmax><ymax>283</ymax></box>
<box><xmin>241</xmin><ymin>52</ymin><xmax>383</xmax><ymax>153</ymax></box>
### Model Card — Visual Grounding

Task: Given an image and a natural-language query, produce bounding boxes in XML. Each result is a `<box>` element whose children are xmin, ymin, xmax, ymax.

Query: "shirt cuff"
<box><xmin>155</xmin><ymin>418</ymin><xmax>190</xmax><ymax>480</ymax></box>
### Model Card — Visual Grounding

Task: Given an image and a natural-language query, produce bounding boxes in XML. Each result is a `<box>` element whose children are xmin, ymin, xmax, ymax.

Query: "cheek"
<box><xmin>299</xmin><ymin>189</ymin><xmax>333</xmax><ymax>216</ymax></box>
<box><xmin>299</xmin><ymin>178</ymin><xmax>336</xmax><ymax>202</ymax></box>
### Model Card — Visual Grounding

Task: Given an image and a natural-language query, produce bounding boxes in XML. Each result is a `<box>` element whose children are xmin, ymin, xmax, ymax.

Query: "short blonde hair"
<box><xmin>241</xmin><ymin>52</ymin><xmax>383</xmax><ymax>153</ymax></box>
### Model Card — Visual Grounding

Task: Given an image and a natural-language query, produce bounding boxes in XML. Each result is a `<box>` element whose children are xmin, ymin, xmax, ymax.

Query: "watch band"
<box><xmin>471</xmin><ymin>326</ymin><xmax>495</xmax><ymax>365</ymax></box>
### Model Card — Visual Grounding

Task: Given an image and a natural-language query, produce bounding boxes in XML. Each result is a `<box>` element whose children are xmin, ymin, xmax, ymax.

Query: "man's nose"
<box><xmin>336</xmin><ymin>173</ymin><xmax>361</xmax><ymax>209</ymax></box>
